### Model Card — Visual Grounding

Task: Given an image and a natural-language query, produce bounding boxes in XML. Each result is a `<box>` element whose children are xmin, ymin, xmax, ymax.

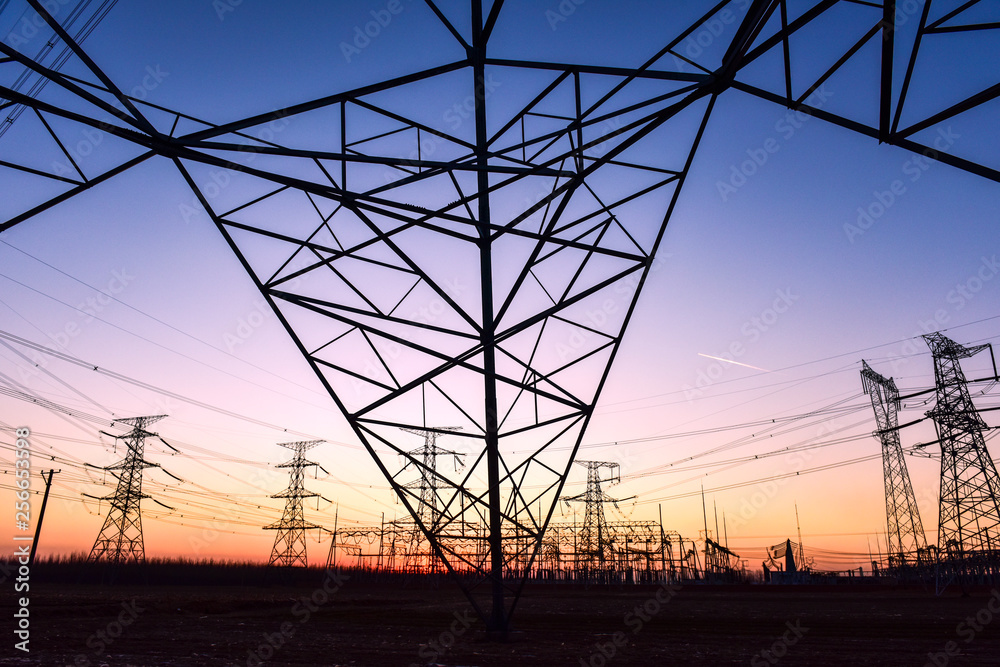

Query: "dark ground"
<box><xmin>5</xmin><ymin>578</ymin><xmax>1000</xmax><ymax>666</ymax></box>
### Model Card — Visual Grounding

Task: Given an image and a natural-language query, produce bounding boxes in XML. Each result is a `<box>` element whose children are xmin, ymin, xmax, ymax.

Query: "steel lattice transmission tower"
<box><xmin>861</xmin><ymin>360</ymin><xmax>928</xmax><ymax>568</ymax></box>
<box><xmin>3</xmin><ymin>0</ymin><xmax>1000</xmax><ymax>630</ymax></box>
<box><xmin>87</xmin><ymin>415</ymin><xmax>168</xmax><ymax>564</ymax></box>
<box><xmin>923</xmin><ymin>334</ymin><xmax>1000</xmax><ymax>579</ymax></box>
<box><xmin>398</xmin><ymin>427</ymin><xmax>466</xmax><ymax>571</ymax></box>
<box><xmin>561</xmin><ymin>461</ymin><xmax>630</xmax><ymax>567</ymax></box>
<box><xmin>399</xmin><ymin>427</ymin><xmax>466</xmax><ymax>531</ymax></box>
<box><xmin>264</xmin><ymin>440</ymin><xmax>324</xmax><ymax>567</ymax></box>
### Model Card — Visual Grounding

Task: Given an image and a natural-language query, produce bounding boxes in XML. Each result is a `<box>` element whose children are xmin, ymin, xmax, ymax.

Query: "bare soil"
<box><xmin>6</xmin><ymin>580</ymin><xmax>1000</xmax><ymax>666</ymax></box>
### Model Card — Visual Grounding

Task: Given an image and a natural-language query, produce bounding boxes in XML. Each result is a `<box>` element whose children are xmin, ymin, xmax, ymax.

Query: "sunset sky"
<box><xmin>1</xmin><ymin>0</ymin><xmax>998</xmax><ymax>573</ymax></box>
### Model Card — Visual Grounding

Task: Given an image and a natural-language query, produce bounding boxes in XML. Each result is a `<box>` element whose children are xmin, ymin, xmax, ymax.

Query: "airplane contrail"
<box><xmin>697</xmin><ymin>353</ymin><xmax>770</xmax><ymax>372</ymax></box>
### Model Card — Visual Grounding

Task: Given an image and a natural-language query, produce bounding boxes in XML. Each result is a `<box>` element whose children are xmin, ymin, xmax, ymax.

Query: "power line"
<box><xmin>634</xmin><ymin>454</ymin><xmax>884</xmax><ymax>506</ymax></box>
<box><xmin>0</xmin><ymin>327</ymin><xmax>336</xmax><ymax>440</ymax></box>
<box><xmin>0</xmin><ymin>238</ymin><xmax>330</xmax><ymax>399</ymax></box>
<box><xmin>0</xmin><ymin>270</ymin><xmax>337</xmax><ymax>413</ymax></box>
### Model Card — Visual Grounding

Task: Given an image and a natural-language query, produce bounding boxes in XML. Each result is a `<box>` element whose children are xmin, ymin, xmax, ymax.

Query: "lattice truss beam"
<box><xmin>861</xmin><ymin>360</ymin><xmax>928</xmax><ymax>565</ymax></box>
<box><xmin>2</xmin><ymin>0</ymin><xmax>999</xmax><ymax>626</ymax></box>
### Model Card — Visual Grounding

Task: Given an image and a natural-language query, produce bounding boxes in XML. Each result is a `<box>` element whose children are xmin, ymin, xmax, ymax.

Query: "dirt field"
<box><xmin>6</xmin><ymin>579</ymin><xmax>1000</xmax><ymax>666</ymax></box>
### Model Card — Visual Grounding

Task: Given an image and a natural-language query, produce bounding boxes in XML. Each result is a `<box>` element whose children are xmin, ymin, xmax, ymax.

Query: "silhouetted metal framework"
<box><xmin>561</xmin><ymin>461</ymin><xmax>632</xmax><ymax>567</ymax></box>
<box><xmin>397</xmin><ymin>427</ymin><xmax>465</xmax><ymax>571</ymax></box>
<box><xmin>264</xmin><ymin>440</ymin><xmax>325</xmax><ymax>567</ymax></box>
<box><xmin>2</xmin><ymin>0</ymin><xmax>999</xmax><ymax>629</ymax></box>
<box><xmin>87</xmin><ymin>415</ymin><xmax>170</xmax><ymax>564</ymax></box>
<box><xmin>704</xmin><ymin>537</ymin><xmax>742</xmax><ymax>582</ymax></box>
<box><xmin>923</xmin><ymin>334</ymin><xmax>1000</xmax><ymax>587</ymax></box>
<box><xmin>333</xmin><ymin>519</ymin><xmax>701</xmax><ymax>583</ymax></box>
<box><xmin>398</xmin><ymin>427</ymin><xmax>465</xmax><ymax>531</ymax></box>
<box><xmin>861</xmin><ymin>360</ymin><xmax>929</xmax><ymax>569</ymax></box>
<box><xmin>765</xmin><ymin>539</ymin><xmax>806</xmax><ymax>579</ymax></box>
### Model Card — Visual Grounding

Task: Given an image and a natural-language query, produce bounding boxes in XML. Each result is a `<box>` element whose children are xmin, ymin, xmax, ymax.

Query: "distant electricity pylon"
<box><xmin>87</xmin><ymin>415</ymin><xmax>176</xmax><ymax>564</ymax></box>
<box><xmin>400</xmin><ymin>427</ymin><xmax>465</xmax><ymax>530</ymax></box>
<box><xmin>860</xmin><ymin>360</ymin><xmax>928</xmax><ymax>568</ymax></box>
<box><xmin>399</xmin><ymin>427</ymin><xmax>465</xmax><ymax>571</ymax></box>
<box><xmin>264</xmin><ymin>440</ymin><xmax>326</xmax><ymax>567</ymax></box>
<box><xmin>924</xmin><ymin>334</ymin><xmax>1000</xmax><ymax>585</ymax></box>
<box><xmin>561</xmin><ymin>461</ymin><xmax>632</xmax><ymax>567</ymax></box>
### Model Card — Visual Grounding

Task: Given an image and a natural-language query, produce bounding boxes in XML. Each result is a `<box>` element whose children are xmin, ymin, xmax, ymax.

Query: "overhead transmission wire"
<box><xmin>628</xmin><ymin>383</ymin><xmax>1000</xmax><ymax>505</ymax></box>
<box><xmin>0</xmin><ymin>335</ymin><xmax>114</xmax><ymax>414</ymax></box>
<box><xmin>0</xmin><ymin>293</ymin><xmax>170</xmax><ymax>420</ymax></box>
<box><xmin>623</xmin><ymin>414</ymin><xmax>878</xmax><ymax>501</ymax></box>
<box><xmin>0</xmin><ymin>327</ymin><xmax>359</xmax><ymax>444</ymax></box>
<box><xmin>593</xmin><ymin>395</ymin><xmax>866</xmax><ymax>453</ymax></box>
<box><xmin>0</xmin><ymin>363</ymin><xmax>116</xmax><ymax>437</ymax></box>
<box><xmin>3</xmin><ymin>250</ymin><xmax>995</xmax><ymax>457</ymax></box>
<box><xmin>593</xmin><ymin>313</ymin><xmax>1000</xmax><ymax>414</ymax></box>
<box><xmin>0</xmin><ymin>353</ymin><xmax>414</xmax><ymax>524</ymax></box>
<box><xmin>519</xmin><ymin>340</ymin><xmax>998</xmax><ymax>493</ymax></box>
<box><xmin>0</xmin><ymin>239</ymin><xmax>331</xmax><ymax>401</ymax></box>
<box><xmin>5</xmin><ymin>242</ymin><xmax>995</xmax><ymax>467</ymax></box>
<box><xmin>3</xmin><ymin>265</ymin><xmax>996</xmax><ymax>542</ymax></box>
<box><xmin>0</xmin><ymin>432</ymin><xmax>389</xmax><ymax>533</ymax></box>
<box><xmin>633</xmin><ymin>453</ymin><xmax>883</xmax><ymax>506</ymax></box>
<box><xmin>0</xmin><ymin>323</ymin><xmax>491</xmax><ymax>518</ymax></box>
<box><xmin>0</xmin><ymin>361</ymin><xmax>392</xmax><ymax>511</ymax></box>
<box><xmin>624</xmin><ymin>391</ymin><xmax>868</xmax><ymax>478</ymax></box>
<box><xmin>0</xmin><ymin>306</ymin><xmax>404</xmax><ymax>532</ymax></box>
<box><xmin>0</xmin><ymin>0</ymin><xmax>118</xmax><ymax>139</ymax></box>
<box><xmin>0</xmin><ymin>358</ymin><xmax>398</xmax><ymax>516</ymax></box>
<box><xmin>0</xmin><ymin>271</ymin><xmax>339</xmax><ymax>417</ymax></box>
<box><xmin>0</xmin><ymin>424</ymin><xmax>394</xmax><ymax>519</ymax></box>
<box><xmin>585</xmin><ymin>387</ymin><xmax>994</xmax><ymax>511</ymax></box>
<box><xmin>587</xmin><ymin>334</ymin><xmax>998</xmax><ymax>492</ymax></box>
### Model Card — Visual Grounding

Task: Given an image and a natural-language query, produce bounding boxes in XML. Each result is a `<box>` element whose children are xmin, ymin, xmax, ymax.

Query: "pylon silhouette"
<box><xmin>924</xmin><ymin>333</ymin><xmax>1000</xmax><ymax>586</ymax></box>
<box><xmin>861</xmin><ymin>360</ymin><xmax>928</xmax><ymax>569</ymax></box>
<box><xmin>264</xmin><ymin>440</ymin><xmax>324</xmax><ymax>567</ymax></box>
<box><xmin>87</xmin><ymin>415</ymin><xmax>169</xmax><ymax>564</ymax></box>
<box><xmin>561</xmin><ymin>461</ymin><xmax>629</xmax><ymax>567</ymax></box>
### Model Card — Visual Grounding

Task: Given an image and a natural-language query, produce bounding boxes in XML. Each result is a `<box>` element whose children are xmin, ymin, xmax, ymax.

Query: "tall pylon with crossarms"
<box><xmin>264</xmin><ymin>440</ymin><xmax>324</xmax><ymax>567</ymax></box>
<box><xmin>924</xmin><ymin>333</ymin><xmax>1000</xmax><ymax>584</ymax></box>
<box><xmin>861</xmin><ymin>361</ymin><xmax>928</xmax><ymax>569</ymax></box>
<box><xmin>561</xmin><ymin>461</ymin><xmax>631</xmax><ymax>567</ymax></box>
<box><xmin>87</xmin><ymin>415</ymin><xmax>172</xmax><ymax>564</ymax></box>
<box><xmin>398</xmin><ymin>427</ymin><xmax>465</xmax><ymax>571</ymax></box>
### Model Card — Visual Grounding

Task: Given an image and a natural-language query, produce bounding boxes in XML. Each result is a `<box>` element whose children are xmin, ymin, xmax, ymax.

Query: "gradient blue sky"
<box><xmin>1</xmin><ymin>0</ymin><xmax>998</xmax><ymax>570</ymax></box>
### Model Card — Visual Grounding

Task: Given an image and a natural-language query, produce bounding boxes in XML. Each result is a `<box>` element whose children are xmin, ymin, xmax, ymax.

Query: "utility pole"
<box><xmin>658</xmin><ymin>504</ymin><xmax>667</xmax><ymax>581</ymax></box>
<box><xmin>29</xmin><ymin>469</ymin><xmax>58</xmax><ymax>566</ymax></box>
<box><xmin>861</xmin><ymin>360</ymin><xmax>928</xmax><ymax>569</ymax></box>
<box><xmin>87</xmin><ymin>415</ymin><xmax>174</xmax><ymax>564</ymax></box>
<box><xmin>923</xmin><ymin>334</ymin><xmax>1000</xmax><ymax>587</ymax></box>
<box><xmin>264</xmin><ymin>440</ymin><xmax>326</xmax><ymax>567</ymax></box>
<box><xmin>795</xmin><ymin>503</ymin><xmax>806</xmax><ymax>571</ymax></box>
<box><xmin>324</xmin><ymin>504</ymin><xmax>339</xmax><ymax>571</ymax></box>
